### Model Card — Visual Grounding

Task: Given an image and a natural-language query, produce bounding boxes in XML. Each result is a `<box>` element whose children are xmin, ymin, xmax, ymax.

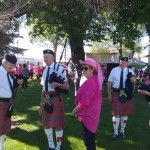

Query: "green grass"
<box><xmin>5</xmin><ymin>79</ymin><xmax>150</xmax><ymax>150</ymax></box>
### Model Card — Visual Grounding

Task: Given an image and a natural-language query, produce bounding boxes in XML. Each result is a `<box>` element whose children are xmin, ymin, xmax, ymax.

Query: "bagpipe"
<box><xmin>125</xmin><ymin>68</ymin><xmax>135</xmax><ymax>100</ymax></box>
<box><xmin>49</xmin><ymin>62</ymin><xmax>69</xmax><ymax>94</ymax></box>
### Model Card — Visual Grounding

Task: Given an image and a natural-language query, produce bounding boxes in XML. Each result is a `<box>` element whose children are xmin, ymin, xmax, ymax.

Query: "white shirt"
<box><xmin>108</xmin><ymin>66</ymin><xmax>134</xmax><ymax>89</ymax></box>
<box><xmin>79</xmin><ymin>76</ymin><xmax>87</xmax><ymax>86</ymax></box>
<box><xmin>41</xmin><ymin>62</ymin><xmax>68</xmax><ymax>91</ymax></box>
<box><xmin>0</xmin><ymin>65</ymin><xmax>13</xmax><ymax>98</ymax></box>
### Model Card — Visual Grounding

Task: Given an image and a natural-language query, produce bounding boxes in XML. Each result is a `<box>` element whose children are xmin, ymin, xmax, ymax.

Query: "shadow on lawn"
<box><xmin>6</xmin><ymin>81</ymin><xmax>150</xmax><ymax>150</ymax></box>
<box><xmin>8</xmin><ymin>126</ymin><xmax>73</xmax><ymax>150</ymax></box>
<box><xmin>95</xmin><ymin>86</ymin><xmax>150</xmax><ymax>150</ymax></box>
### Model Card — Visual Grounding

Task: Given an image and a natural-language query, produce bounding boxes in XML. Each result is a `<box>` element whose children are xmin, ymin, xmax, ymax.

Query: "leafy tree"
<box><xmin>0</xmin><ymin>0</ymin><xmax>31</xmax><ymax>55</ymax></box>
<box><xmin>26</xmin><ymin>0</ymin><xmax>108</xmax><ymax>66</ymax></box>
<box><xmin>1</xmin><ymin>0</ymin><xmax>150</xmax><ymax>63</ymax></box>
<box><xmin>102</xmin><ymin>0</ymin><xmax>143</xmax><ymax>58</ymax></box>
<box><xmin>26</xmin><ymin>0</ymin><xmax>150</xmax><ymax>63</ymax></box>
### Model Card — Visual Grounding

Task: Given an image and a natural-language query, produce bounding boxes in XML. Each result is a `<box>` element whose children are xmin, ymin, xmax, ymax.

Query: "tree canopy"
<box><xmin>0</xmin><ymin>0</ymin><xmax>150</xmax><ymax>65</ymax></box>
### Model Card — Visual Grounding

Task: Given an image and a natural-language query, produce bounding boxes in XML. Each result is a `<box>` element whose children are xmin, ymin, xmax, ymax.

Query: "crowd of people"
<box><xmin>10</xmin><ymin>62</ymin><xmax>45</xmax><ymax>88</ymax></box>
<box><xmin>0</xmin><ymin>51</ymin><xmax>150</xmax><ymax>150</ymax></box>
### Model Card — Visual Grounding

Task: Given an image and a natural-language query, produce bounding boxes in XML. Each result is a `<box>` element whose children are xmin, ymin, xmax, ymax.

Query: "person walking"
<box><xmin>72</xmin><ymin>57</ymin><xmax>104</xmax><ymax>150</ymax></box>
<box><xmin>39</xmin><ymin>49</ymin><xmax>69</xmax><ymax>150</ymax></box>
<box><xmin>22</xmin><ymin>64</ymin><xmax>29</xmax><ymax>89</ymax></box>
<box><xmin>28</xmin><ymin>63</ymin><xmax>34</xmax><ymax>79</ymax></box>
<box><xmin>107</xmin><ymin>57</ymin><xmax>136</xmax><ymax>141</ymax></box>
<box><xmin>17</xmin><ymin>64</ymin><xmax>23</xmax><ymax>79</ymax></box>
<box><xmin>0</xmin><ymin>54</ymin><xmax>23</xmax><ymax>150</ymax></box>
<box><xmin>34</xmin><ymin>64</ymin><xmax>42</xmax><ymax>83</ymax></box>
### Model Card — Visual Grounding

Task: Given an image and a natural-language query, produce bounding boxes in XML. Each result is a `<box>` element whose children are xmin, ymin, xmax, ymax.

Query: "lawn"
<box><xmin>5</xmin><ymin>79</ymin><xmax>150</xmax><ymax>150</ymax></box>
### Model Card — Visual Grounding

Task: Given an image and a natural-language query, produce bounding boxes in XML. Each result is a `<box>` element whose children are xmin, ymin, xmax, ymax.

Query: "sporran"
<box><xmin>119</xmin><ymin>90</ymin><xmax>128</xmax><ymax>103</ymax></box>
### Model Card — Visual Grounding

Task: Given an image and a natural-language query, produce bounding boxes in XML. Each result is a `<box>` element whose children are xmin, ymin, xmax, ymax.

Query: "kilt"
<box><xmin>0</xmin><ymin>102</ymin><xmax>12</xmax><ymax>135</ymax></box>
<box><xmin>40</xmin><ymin>92</ymin><xmax>65</xmax><ymax>128</ymax></box>
<box><xmin>112</xmin><ymin>92</ymin><xmax>135</xmax><ymax>116</ymax></box>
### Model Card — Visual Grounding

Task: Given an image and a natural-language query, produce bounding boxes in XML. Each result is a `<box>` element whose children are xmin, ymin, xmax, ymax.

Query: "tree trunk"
<box><xmin>69</xmin><ymin>36</ymin><xmax>85</xmax><ymax>88</ymax></box>
<box><xmin>119</xmin><ymin>39</ymin><xmax>123</xmax><ymax>58</ymax></box>
<box><xmin>0</xmin><ymin>31</ymin><xmax>4</xmax><ymax>55</ymax></box>
<box><xmin>69</xmin><ymin>37</ymin><xmax>85</xmax><ymax>67</ymax></box>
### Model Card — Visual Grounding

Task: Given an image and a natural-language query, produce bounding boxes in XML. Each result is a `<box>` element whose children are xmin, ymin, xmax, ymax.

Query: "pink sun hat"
<box><xmin>80</xmin><ymin>57</ymin><xmax>104</xmax><ymax>91</ymax></box>
<box><xmin>79</xmin><ymin>57</ymin><xmax>98</xmax><ymax>72</ymax></box>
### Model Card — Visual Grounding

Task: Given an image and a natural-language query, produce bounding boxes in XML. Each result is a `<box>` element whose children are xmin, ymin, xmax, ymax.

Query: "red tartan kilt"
<box><xmin>0</xmin><ymin>102</ymin><xmax>12</xmax><ymax>135</ymax></box>
<box><xmin>40</xmin><ymin>95</ymin><xmax>65</xmax><ymax>128</ymax></box>
<box><xmin>112</xmin><ymin>92</ymin><xmax>135</xmax><ymax>116</ymax></box>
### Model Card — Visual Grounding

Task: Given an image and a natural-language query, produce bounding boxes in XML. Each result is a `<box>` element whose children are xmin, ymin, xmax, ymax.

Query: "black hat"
<box><xmin>43</xmin><ymin>49</ymin><xmax>55</xmax><ymax>56</ymax></box>
<box><xmin>120</xmin><ymin>57</ymin><xmax>128</xmax><ymax>62</ymax></box>
<box><xmin>4</xmin><ymin>54</ymin><xmax>17</xmax><ymax>64</ymax></box>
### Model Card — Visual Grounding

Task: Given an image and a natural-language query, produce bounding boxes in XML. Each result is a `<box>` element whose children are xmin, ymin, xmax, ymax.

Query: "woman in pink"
<box><xmin>34</xmin><ymin>65</ymin><xmax>42</xmax><ymax>82</ymax></box>
<box><xmin>72</xmin><ymin>58</ymin><xmax>103</xmax><ymax>150</ymax></box>
<box><xmin>17</xmin><ymin>64</ymin><xmax>23</xmax><ymax>79</ymax></box>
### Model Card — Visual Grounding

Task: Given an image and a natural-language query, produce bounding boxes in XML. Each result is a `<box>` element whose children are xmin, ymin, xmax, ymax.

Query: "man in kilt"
<box><xmin>39</xmin><ymin>49</ymin><xmax>69</xmax><ymax>150</ymax></box>
<box><xmin>0</xmin><ymin>54</ymin><xmax>23</xmax><ymax>150</ymax></box>
<box><xmin>107</xmin><ymin>57</ymin><xmax>136</xmax><ymax>141</ymax></box>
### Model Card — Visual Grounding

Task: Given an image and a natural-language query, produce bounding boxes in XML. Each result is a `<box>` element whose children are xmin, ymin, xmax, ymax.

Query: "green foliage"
<box><xmin>1</xmin><ymin>0</ymin><xmax>150</xmax><ymax>59</ymax></box>
<box><xmin>104</xmin><ymin>1</ymin><xmax>143</xmax><ymax>56</ymax></box>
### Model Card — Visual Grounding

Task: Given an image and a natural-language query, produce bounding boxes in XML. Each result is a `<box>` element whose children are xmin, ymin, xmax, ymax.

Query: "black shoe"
<box><xmin>46</xmin><ymin>147</ymin><xmax>55</xmax><ymax>150</ymax></box>
<box><xmin>120</xmin><ymin>132</ymin><xmax>126</xmax><ymax>139</ymax></box>
<box><xmin>112</xmin><ymin>134</ymin><xmax>118</xmax><ymax>141</ymax></box>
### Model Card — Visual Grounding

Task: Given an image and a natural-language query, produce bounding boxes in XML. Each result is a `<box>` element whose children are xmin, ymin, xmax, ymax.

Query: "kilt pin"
<box><xmin>0</xmin><ymin>102</ymin><xmax>12</xmax><ymax>136</ymax></box>
<box><xmin>112</xmin><ymin>91</ymin><xmax>135</xmax><ymax>116</ymax></box>
<box><xmin>40</xmin><ymin>93</ymin><xmax>65</xmax><ymax>128</ymax></box>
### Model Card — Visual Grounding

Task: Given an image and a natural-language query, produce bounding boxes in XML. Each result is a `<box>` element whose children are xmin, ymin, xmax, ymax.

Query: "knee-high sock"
<box><xmin>44</xmin><ymin>128</ymin><xmax>55</xmax><ymax>149</ymax></box>
<box><xmin>120</xmin><ymin>116</ymin><xmax>128</xmax><ymax>133</ymax></box>
<box><xmin>0</xmin><ymin>134</ymin><xmax>6</xmax><ymax>150</ymax></box>
<box><xmin>112</xmin><ymin>116</ymin><xmax>120</xmax><ymax>135</ymax></box>
<box><xmin>55</xmin><ymin>130</ymin><xmax>63</xmax><ymax>149</ymax></box>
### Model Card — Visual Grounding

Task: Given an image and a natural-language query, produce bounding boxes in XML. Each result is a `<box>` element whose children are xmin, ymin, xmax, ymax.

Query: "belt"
<box><xmin>43</xmin><ymin>91</ymin><xmax>57</xmax><ymax>99</ymax></box>
<box><xmin>112</xmin><ymin>88</ymin><xmax>120</xmax><ymax>92</ymax></box>
<box><xmin>0</xmin><ymin>98</ymin><xmax>11</xmax><ymax>102</ymax></box>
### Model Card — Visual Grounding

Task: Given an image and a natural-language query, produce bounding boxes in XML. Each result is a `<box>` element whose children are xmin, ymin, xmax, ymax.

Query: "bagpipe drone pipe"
<box><xmin>49</xmin><ymin>63</ymin><xmax>69</xmax><ymax>94</ymax></box>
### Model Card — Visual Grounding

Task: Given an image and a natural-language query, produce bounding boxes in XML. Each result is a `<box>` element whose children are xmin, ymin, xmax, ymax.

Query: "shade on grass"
<box><xmin>5</xmin><ymin>79</ymin><xmax>150</xmax><ymax>150</ymax></box>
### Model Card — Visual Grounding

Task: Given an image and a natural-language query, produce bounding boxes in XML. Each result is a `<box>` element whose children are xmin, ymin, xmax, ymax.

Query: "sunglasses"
<box><xmin>81</xmin><ymin>66</ymin><xmax>90</xmax><ymax>71</ymax></box>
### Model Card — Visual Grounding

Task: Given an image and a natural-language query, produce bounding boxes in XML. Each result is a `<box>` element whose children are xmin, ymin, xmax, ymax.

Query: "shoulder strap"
<box><xmin>53</xmin><ymin>62</ymin><xmax>56</xmax><ymax>71</ymax></box>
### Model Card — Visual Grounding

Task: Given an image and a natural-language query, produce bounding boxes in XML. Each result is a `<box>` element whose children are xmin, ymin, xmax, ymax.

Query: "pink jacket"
<box><xmin>76</xmin><ymin>75</ymin><xmax>102</xmax><ymax>133</ymax></box>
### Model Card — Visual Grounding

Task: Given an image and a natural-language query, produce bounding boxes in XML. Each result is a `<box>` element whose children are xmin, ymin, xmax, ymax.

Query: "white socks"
<box><xmin>112</xmin><ymin>116</ymin><xmax>128</xmax><ymax>135</ymax></box>
<box><xmin>0</xmin><ymin>134</ymin><xmax>6</xmax><ymax>150</ymax></box>
<box><xmin>120</xmin><ymin>116</ymin><xmax>128</xmax><ymax>133</ymax></box>
<box><xmin>44</xmin><ymin>129</ymin><xmax>63</xmax><ymax>150</ymax></box>
<box><xmin>44</xmin><ymin>128</ymin><xmax>55</xmax><ymax>149</ymax></box>
<box><xmin>112</xmin><ymin>116</ymin><xmax>120</xmax><ymax>135</ymax></box>
<box><xmin>55</xmin><ymin>130</ymin><xmax>63</xmax><ymax>150</ymax></box>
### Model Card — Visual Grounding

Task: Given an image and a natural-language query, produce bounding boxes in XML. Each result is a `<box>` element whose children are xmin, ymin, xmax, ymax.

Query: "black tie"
<box><xmin>7</xmin><ymin>73</ymin><xmax>14</xmax><ymax>97</ymax></box>
<box><xmin>45</xmin><ymin>67</ymin><xmax>50</xmax><ymax>91</ymax></box>
<box><xmin>120</xmin><ymin>69</ymin><xmax>123</xmax><ymax>90</ymax></box>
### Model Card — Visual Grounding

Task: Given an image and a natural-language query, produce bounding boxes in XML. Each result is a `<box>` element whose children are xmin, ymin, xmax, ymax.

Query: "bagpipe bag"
<box><xmin>125</xmin><ymin>69</ymin><xmax>134</xmax><ymax>100</ymax></box>
<box><xmin>49</xmin><ymin>63</ymin><xmax>69</xmax><ymax>94</ymax></box>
